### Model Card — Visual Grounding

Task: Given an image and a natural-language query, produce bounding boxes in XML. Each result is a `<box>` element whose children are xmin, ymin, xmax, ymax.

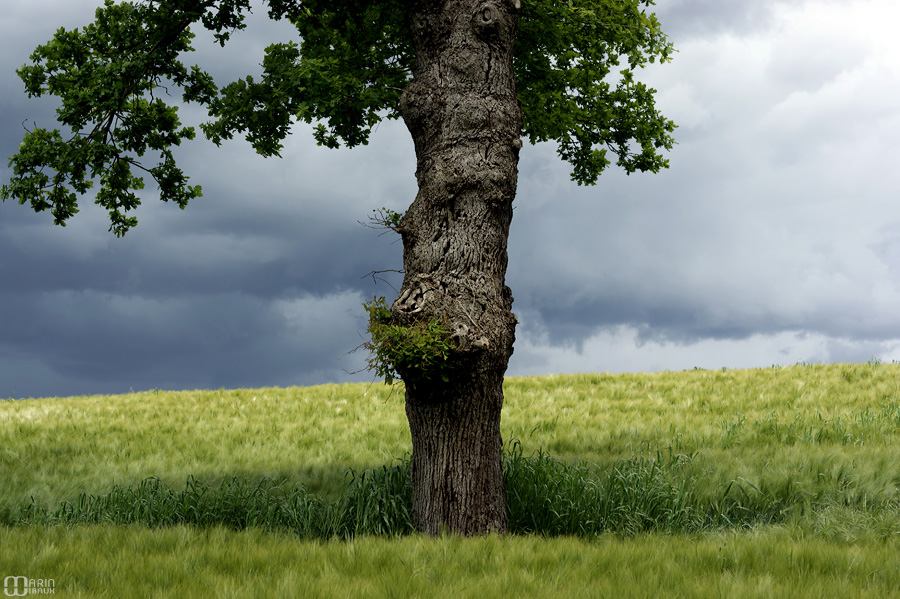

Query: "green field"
<box><xmin>2</xmin><ymin>363</ymin><xmax>900</xmax><ymax>597</ymax></box>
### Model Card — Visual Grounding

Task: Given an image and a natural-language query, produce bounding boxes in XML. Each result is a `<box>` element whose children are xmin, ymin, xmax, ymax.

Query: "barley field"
<box><xmin>2</xmin><ymin>363</ymin><xmax>900</xmax><ymax>597</ymax></box>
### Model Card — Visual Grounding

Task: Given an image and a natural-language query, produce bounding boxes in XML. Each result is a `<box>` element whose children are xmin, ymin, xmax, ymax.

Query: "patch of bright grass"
<box><xmin>1</xmin><ymin>525</ymin><xmax>899</xmax><ymax>598</ymax></box>
<box><xmin>503</xmin><ymin>365</ymin><xmax>900</xmax><ymax>517</ymax></box>
<box><xmin>0</xmin><ymin>384</ymin><xmax>410</xmax><ymax>507</ymax></box>
<box><xmin>5</xmin><ymin>364</ymin><xmax>900</xmax><ymax>514</ymax></box>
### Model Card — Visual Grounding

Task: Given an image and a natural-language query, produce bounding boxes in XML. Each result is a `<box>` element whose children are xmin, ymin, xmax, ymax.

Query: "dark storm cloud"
<box><xmin>0</xmin><ymin>136</ymin><xmax>405</xmax><ymax>398</ymax></box>
<box><xmin>0</xmin><ymin>209</ymin><xmax>398</xmax><ymax>299</ymax></box>
<box><xmin>0</xmin><ymin>288</ymin><xmax>371</xmax><ymax>398</ymax></box>
<box><xmin>1</xmin><ymin>1</ymin><xmax>412</xmax><ymax>397</ymax></box>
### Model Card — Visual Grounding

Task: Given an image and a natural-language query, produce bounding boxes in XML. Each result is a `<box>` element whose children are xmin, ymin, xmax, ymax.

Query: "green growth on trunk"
<box><xmin>363</xmin><ymin>296</ymin><xmax>454</xmax><ymax>385</ymax></box>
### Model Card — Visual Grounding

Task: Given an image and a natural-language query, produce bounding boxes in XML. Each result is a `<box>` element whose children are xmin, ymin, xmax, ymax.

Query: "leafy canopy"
<box><xmin>2</xmin><ymin>0</ymin><xmax>675</xmax><ymax>236</ymax></box>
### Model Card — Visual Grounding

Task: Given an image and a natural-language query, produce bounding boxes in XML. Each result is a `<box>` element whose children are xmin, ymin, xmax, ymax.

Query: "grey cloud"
<box><xmin>509</xmin><ymin>106</ymin><xmax>900</xmax><ymax>349</ymax></box>
<box><xmin>0</xmin><ymin>288</ymin><xmax>372</xmax><ymax>398</ymax></box>
<box><xmin>823</xmin><ymin>339</ymin><xmax>892</xmax><ymax>365</ymax></box>
<box><xmin>653</xmin><ymin>0</ymin><xmax>775</xmax><ymax>39</ymax></box>
<box><xmin>0</xmin><ymin>188</ymin><xmax>403</xmax><ymax>299</ymax></box>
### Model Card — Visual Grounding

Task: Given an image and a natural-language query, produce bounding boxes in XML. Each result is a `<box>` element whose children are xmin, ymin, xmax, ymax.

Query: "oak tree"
<box><xmin>2</xmin><ymin>0</ymin><xmax>675</xmax><ymax>534</ymax></box>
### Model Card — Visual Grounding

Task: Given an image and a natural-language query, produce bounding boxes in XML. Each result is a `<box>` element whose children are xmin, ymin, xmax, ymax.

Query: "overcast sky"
<box><xmin>2</xmin><ymin>0</ymin><xmax>899</xmax><ymax>399</ymax></box>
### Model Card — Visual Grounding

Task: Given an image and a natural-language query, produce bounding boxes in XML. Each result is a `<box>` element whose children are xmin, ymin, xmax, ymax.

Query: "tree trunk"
<box><xmin>394</xmin><ymin>0</ymin><xmax>522</xmax><ymax>535</ymax></box>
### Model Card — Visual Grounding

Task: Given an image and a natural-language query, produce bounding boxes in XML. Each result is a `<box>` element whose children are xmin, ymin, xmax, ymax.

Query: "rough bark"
<box><xmin>395</xmin><ymin>0</ymin><xmax>522</xmax><ymax>535</ymax></box>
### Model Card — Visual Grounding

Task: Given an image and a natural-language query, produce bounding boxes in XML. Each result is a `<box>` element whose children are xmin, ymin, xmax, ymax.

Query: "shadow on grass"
<box><xmin>4</xmin><ymin>442</ymin><xmax>887</xmax><ymax>539</ymax></box>
<box><xmin>4</xmin><ymin>458</ymin><xmax>414</xmax><ymax>539</ymax></box>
